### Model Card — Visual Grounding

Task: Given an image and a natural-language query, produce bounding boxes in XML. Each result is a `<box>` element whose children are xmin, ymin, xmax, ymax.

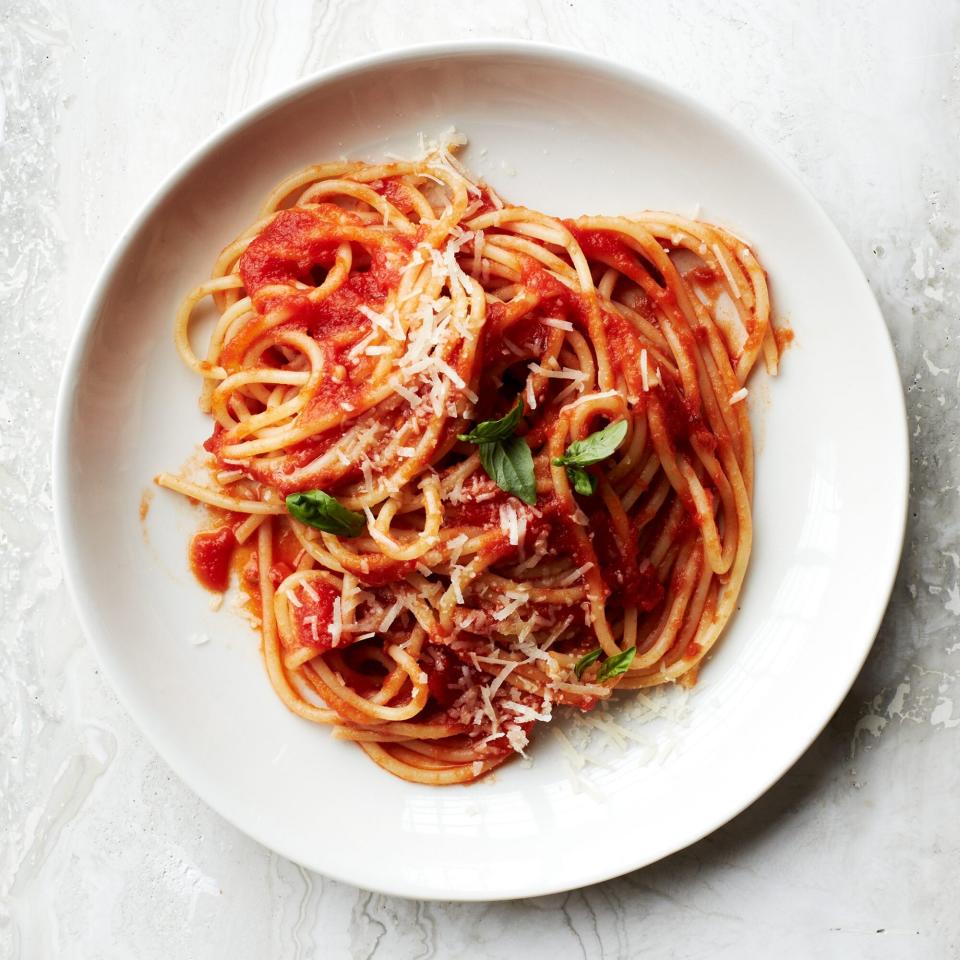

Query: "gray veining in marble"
<box><xmin>1</xmin><ymin>1</ymin><xmax>957</xmax><ymax>957</ymax></box>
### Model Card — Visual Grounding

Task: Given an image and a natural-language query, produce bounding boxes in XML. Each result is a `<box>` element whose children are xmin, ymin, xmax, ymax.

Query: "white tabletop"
<box><xmin>3</xmin><ymin>2</ymin><xmax>955</xmax><ymax>957</ymax></box>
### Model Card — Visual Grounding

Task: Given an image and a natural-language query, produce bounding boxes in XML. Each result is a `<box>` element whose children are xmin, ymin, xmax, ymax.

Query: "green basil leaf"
<box><xmin>478</xmin><ymin>436</ymin><xmax>537</xmax><ymax>505</ymax></box>
<box><xmin>573</xmin><ymin>647</ymin><xmax>603</xmax><ymax>679</ymax></box>
<box><xmin>567</xmin><ymin>465</ymin><xmax>598</xmax><ymax>496</ymax></box>
<box><xmin>286</xmin><ymin>490</ymin><xmax>365</xmax><ymax>537</ymax></box>
<box><xmin>596</xmin><ymin>646</ymin><xmax>637</xmax><ymax>682</ymax></box>
<box><xmin>458</xmin><ymin>397</ymin><xmax>524</xmax><ymax>445</ymax></box>
<box><xmin>552</xmin><ymin>419</ymin><xmax>628</xmax><ymax>468</ymax></box>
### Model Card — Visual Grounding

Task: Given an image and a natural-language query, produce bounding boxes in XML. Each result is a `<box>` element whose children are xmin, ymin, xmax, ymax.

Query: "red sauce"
<box><xmin>589</xmin><ymin>509</ymin><xmax>664</xmax><ymax>613</ymax></box>
<box><xmin>775</xmin><ymin>327</ymin><xmax>795</xmax><ymax>352</ymax></box>
<box><xmin>653</xmin><ymin>377</ymin><xmax>702</xmax><ymax>448</ymax></box>
<box><xmin>568</xmin><ymin>225</ymin><xmax>633</xmax><ymax>262</ymax></box>
<box><xmin>424</xmin><ymin>645</ymin><xmax>460</xmax><ymax>707</ymax></box>
<box><xmin>269</xmin><ymin>561</ymin><xmax>294</xmax><ymax>587</ymax></box>
<box><xmin>553</xmin><ymin>688</ymin><xmax>599</xmax><ymax>711</ymax></box>
<box><xmin>238</xmin><ymin>204</ymin><xmax>412</xmax><ymax>310</ymax></box>
<box><xmin>445</xmin><ymin>490</ymin><xmax>578</xmax><ymax>564</ymax></box>
<box><xmin>202</xmin><ymin>425</ymin><xmax>224</xmax><ymax>457</ymax></box>
<box><xmin>521</xmin><ymin>257</ymin><xmax>579</xmax><ymax>304</ymax></box>
<box><xmin>599</xmin><ymin>305</ymin><xmax>644</xmax><ymax>388</ymax></box>
<box><xmin>507</xmin><ymin>255</ymin><xmax>646</xmax><ymax>390</ymax></box>
<box><xmin>282</xmin><ymin>423</ymin><xmax>356</xmax><ymax>473</ymax></box>
<box><xmin>242</xmin><ymin>551</ymin><xmax>260</xmax><ymax>587</ymax></box>
<box><xmin>566</xmin><ymin>225</ymin><xmax>654</xmax><ymax>291</ymax></box>
<box><xmin>481</xmin><ymin>313</ymin><xmax>553</xmax><ymax>365</ymax></box>
<box><xmin>378</xmin><ymin>178</ymin><xmax>418</xmax><ymax>215</ymax></box>
<box><xmin>686</xmin><ymin>265</ymin><xmax>718</xmax><ymax>285</ymax></box>
<box><xmin>189</xmin><ymin>525</ymin><xmax>236</xmax><ymax>592</ymax></box>
<box><xmin>238</xmin><ymin>206</ymin><xmax>344</xmax><ymax>295</ymax></box>
<box><xmin>685</xmin><ymin>640</ymin><xmax>702</xmax><ymax>658</ymax></box>
<box><xmin>445</xmin><ymin>494</ymin><xmax>509</xmax><ymax>529</ymax></box>
<box><xmin>211</xmin><ymin>204</ymin><xmax>420</xmax><ymax>486</ymax></box>
<box><xmin>624</xmin><ymin>560</ymin><xmax>665</xmax><ymax>613</ymax></box>
<box><xmin>239</xmin><ymin>527</ymin><xmax>299</xmax><ymax>592</ymax></box>
<box><xmin>299</xmin><ymin>269</ymin><xmax>398</xmax><ymax>338</ymax></box>
<box><xmin>291</xmin><ymin>580</ymin><xmax>340</xmax><ymax>649</ymax></box>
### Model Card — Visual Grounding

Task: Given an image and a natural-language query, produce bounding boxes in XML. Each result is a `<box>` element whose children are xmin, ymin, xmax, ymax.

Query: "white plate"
<box><xmin>54</xmin><ymin>42</ymin><xmax>908</xmax><ymax>900</ymax></box>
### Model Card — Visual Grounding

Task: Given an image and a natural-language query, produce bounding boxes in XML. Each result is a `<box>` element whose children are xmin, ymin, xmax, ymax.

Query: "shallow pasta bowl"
<box><xmin>53</xmin><ymin>41</ymin><xmax>908</xmax><ymax>900</ymax></box>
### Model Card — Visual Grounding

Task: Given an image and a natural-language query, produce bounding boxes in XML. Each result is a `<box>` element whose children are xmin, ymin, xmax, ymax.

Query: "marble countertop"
<box><xmin>2</xmin><ymin>1</ymin><xmax>957</xmax><ymax>957</ymax></box>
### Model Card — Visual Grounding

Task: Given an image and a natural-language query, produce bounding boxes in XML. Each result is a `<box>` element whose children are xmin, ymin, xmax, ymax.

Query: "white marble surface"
<box><xmin>2</xmin><ymin>1</ymin><xmax>957</xmax><ymax>957</ymax></box>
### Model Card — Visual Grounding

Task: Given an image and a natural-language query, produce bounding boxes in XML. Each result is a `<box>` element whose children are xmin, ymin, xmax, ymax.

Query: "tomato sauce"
<box><xmin>686</xmin><ymin>264</ymin><xmax>718</xmax><ymax>285</ymax></box>
<box><xmin>444</xmin><ymin>494</ymin><xmax>509</xmax><ymax>529</ymax></box>
<box><xmin>290</xmin><ymin>579</ymin><xmax>340</xmax><ymax>649</ymax></box>
<box><xmin>377</xmin><ymin>178</ymin><xmax>418</xmax><ymax>216</ymax></box>
<box><xmin>352</xmin><ymin>558</ymin><xmax>417</xmax><ymax>587</ymax></box>
<box><xmin>221</xmin><ymin>204</ymin><xmax>418</xmax><ymax>466</ymax></box>
<box><xmin>566</xmin><ymin>225</ymin><xmax>656</xmax><ymax>292</ymax></box>
<box><xmin>521</xmin><ymin>257</ymin><xmax>578</xmax><ymax>304</ymax></box>
<box><xmin>588</xmin><ymin>508</ymin><xmax>664</xmax><ymax>613</ymax></box>
<box><xmin>652</xmin><ymin>376</ymin><xmax>701</xmax><ymax>448</ymax></box>
<box><xmin>189</xmin><ymin>525</ymin><xmax>236</xmax><ymax>592</ymax></box>
<box><xmin>239</xmin><ymin>206</ymin><xmax>346</xmax><ymax>296</ymax></box>
<box><xmin>240</xmin><ymin>544</ymin><xmax>289</xmax><ymax>589</ymax></box>
<box><xmin>775</xmin><ymin>326</ymin><xmax>795</xmax><ymax>352</ymax></box>
<box><xmin>599</xmin><ymin>305</ymin><xmax>644</xmax><ymax>387</ymax></box>
<box><xmin>296</xmin><ymin>268</ymin><xmax>399</xmax><ymax>338</ymax></box>
<box><xmin>481</xmin><ymin>313</ymin><xmax>553</xmax><ymax>366</ymax></box>
<box><xmin>445</xmin><ymin>490</ymin><xmax>578</xmax><ymax>559</ymax></box>
<box><xmin>423</xmin><ymin>644</ymin><xmax>461</xmax><ymax>707</ymax></box>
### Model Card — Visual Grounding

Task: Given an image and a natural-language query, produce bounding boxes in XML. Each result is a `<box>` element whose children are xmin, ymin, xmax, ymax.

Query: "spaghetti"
<box><xmin>156</xmin><ymin>135</ymin><xmax>780</xmax><ymax>784</ymax></box>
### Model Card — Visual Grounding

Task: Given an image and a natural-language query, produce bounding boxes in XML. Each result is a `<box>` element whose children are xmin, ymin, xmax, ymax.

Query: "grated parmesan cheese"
<box><xmin>712</xmin><ymin>243</ymin><xmax>741</xmax><ymax>299</ymax></box>
<box><xmin>359</xmin><ymin>303</ymin><xmax>403</xmax><ymax>340</ymax></box>
<box><xmin>503</xmin><ymin>700</ymin><xmax>552</xmax><ymax>723</ymax></box>
<box><xmin>446</xmin><ymin>533</ymin><xmax>469</xmax><ymax>565</ymax></box>
<box><xmin>303</xmin><ymin>614</ymin><xmax>320</xmax><ymax>645</ymax></box>
<box><xmin>525</xmin><ymin>377</ymin><xmax>537</xmax><ymax>411</ymax></box>
<box><xmin>499</xmin><ymin>503</ymin><xmax>520</xmax><ymax>546</ymax></box>
<box><xmin>557</xmin><ymin>562</ymin><xmax>593</xmax><ymax>587</ymax></box>
<box><xmin>379</xmin><ymin>598</ymin><xmax>404</xmax><ymax>631</ymax></box>
<box><xmin>493</xmin><ymin>595</ymin><xmax>527</xmax><ymax>621</ymax></box>
<box><xmin>328</xmin><ymin>597</ymin><xmax>342</xmax><ymax>647</ymax></box>
<box><xmin>389</xmin><ymin>379</ymin><xmax>420</xmax><ymax>406</ymax></box>
<box><xmin>506</xmin><ymin>725</ymin><xmax>529</xmax><ymax>755</ymax></box>
<box><xmin>528</xmin><ymin>362</ymin><xmax>587</xmax><ymax>382</ymax></box>
<box><xmin>451</xmin><ymin>570</ymin><xmax>465</xmax><ymax>604</ymax></box>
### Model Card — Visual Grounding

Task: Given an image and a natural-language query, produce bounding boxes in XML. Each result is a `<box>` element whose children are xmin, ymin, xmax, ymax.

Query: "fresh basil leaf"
<box><xmin>596</xmin><ymin>646</ymin><xmax>637</xmax><ymax>682</ymax></box>
<box><xmin>574</xmin><ymin>647</ymin><xmax>603</xmax><ymax>679</ymax></box>
<box><xmin>286</xmin><ymin>490</ymin><xmax>365</xmax><ymax>537</ymax></box>
<box><xmin>479</xmin><ymin>435</ymin><xmax>537</xmax><ymax>505</ymax></box>
<box><xmin>553</xmin><ymin>419</ymin><xmax>628</xmax><ymax>468</ymax></box>
<box><xmin>567</xmin><ymin>465</ymin><xmax>598</xmax><ymax>496</ymax></box>
<box><xmin>458</xmin><ymin>397</ymin><xmax>524</xmax><ymax>444</ymax></box>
